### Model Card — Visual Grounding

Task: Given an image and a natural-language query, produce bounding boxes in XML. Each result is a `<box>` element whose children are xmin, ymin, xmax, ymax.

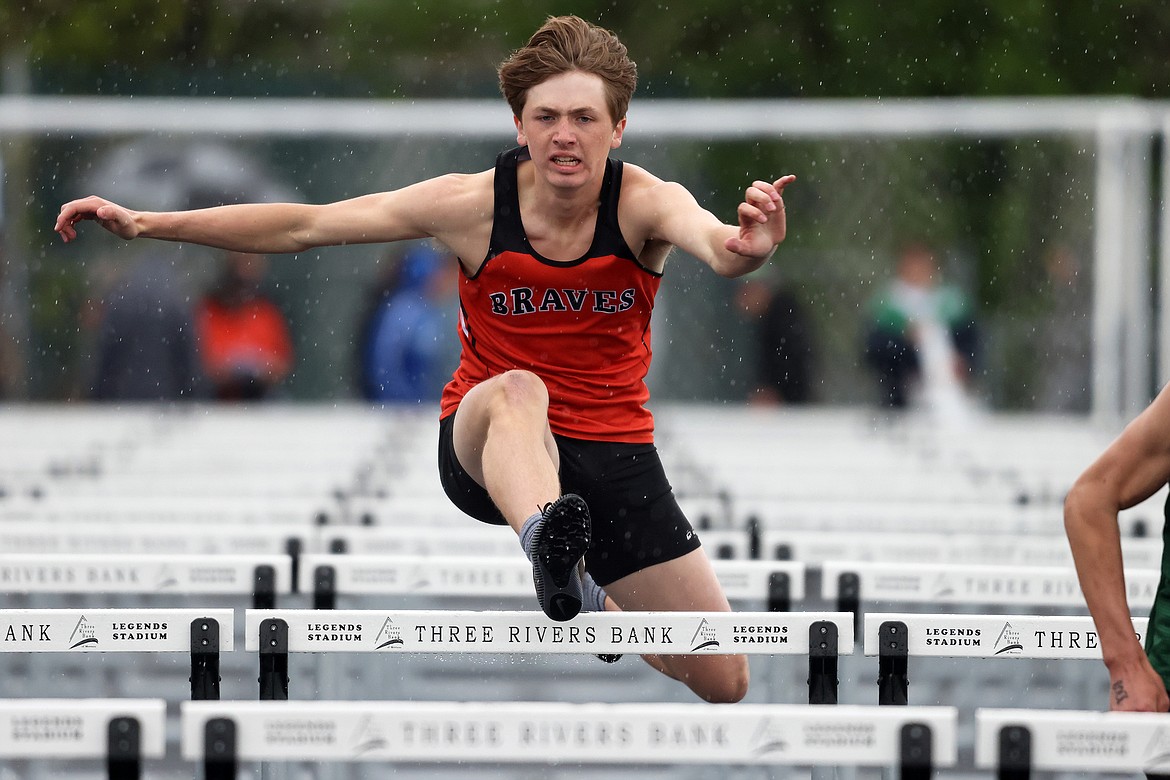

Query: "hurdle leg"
<box><xmin>997</xmin><ymin>724</ymin><xmax>1031</xmax><ymax>780</ymax></box>
<box><xmin>877</xmin><ymin>621</ymin><xmax>909</xmax><ymax>706</ymax></box>
<box><xmin>203</xmin><ymin>717</ymin><xmax>236</xmax><ymax>780</ymax></box>
<box><xmin>106</xmin><ymin>716</ymin><xmax>141</xmax><ymax>780</ymax></box>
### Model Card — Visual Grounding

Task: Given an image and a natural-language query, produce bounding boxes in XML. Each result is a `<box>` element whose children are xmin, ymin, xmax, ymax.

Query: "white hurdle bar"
<box><xmin>1</xmin><ymin>608</ymin><xmax>234</xmax><ymax>699</ymax></box>
<box><xmin>300</xmin><ymin>553</ymin><xmax>805</xmax><ymax>610</ymax></box>
<box><xmin>862</xmin><ymin>612</ymin><xmax>1149</xmax><ymax>706</ymax></box>
<box><xmin>244</xmin><ymin>609</ymin><xmax>853</xmax><ymax>703</ymax></box>
<box><xmin>821</xmin><ymin>560</ymin><xmax>1161</xmax><ymax>611</ymax></box>
<box><xmin>863</xmin><ymin>612</ymin><xmax>1147</xmax><ymax>660</ymax></box>
<box><xmin>0</xmin><ymin>699</ymin><xmax>166</xmax><ymax>779</ymax></box>
<box><xmin>975</xmin><ymin>708</ymin><xmax>1170</xmax><ymax>775</ymax></box>
<box><xmin>0</xmin><ymin>520</ymin><xmax>314</xmax><ymax>556</ymax></box>
<box><xmin>181</xmin><ymin>700</ymin><xmax>957</xmax><ymax>774</ymax></box>
<box><xmin>0</xmin><ymin>553</ymin><xmax>294</xmax><ymax>608</ymax></box>
<box><xmin>760</xmin><ymin>528</ymin><xmax>1164</xmax><ymax>570</ymax></box>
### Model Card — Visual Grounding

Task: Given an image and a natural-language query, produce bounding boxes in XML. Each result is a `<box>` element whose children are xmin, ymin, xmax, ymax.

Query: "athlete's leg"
<box><xmin>449</xmin><ymin>369</ymin><xmax>590</xmax><ymax>621</ymax></box>
<box><xmin>602</xmin><ymin>548</ymin><xmax>749</xmax><ymax>703</ymax></box>
<box><xmin>451</xmin><ymin>369</ymin><xmax>560</xmax><ymax>532</ymax></box>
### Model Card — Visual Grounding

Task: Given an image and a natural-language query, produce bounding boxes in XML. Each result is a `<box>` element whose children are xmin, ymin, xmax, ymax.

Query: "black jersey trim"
<box><xmin>478</xmin><ymin>146</ymin><xmax>656</xmax><ymax>278</ymax></box>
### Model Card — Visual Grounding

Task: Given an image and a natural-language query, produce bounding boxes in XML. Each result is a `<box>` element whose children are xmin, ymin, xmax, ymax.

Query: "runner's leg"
<box><xmin>602</xmin><ymin>548</ymin><xmax>749</xmax><ymax>703</ymax></box>
<box><xmin>451</xmin><ymin>369</ymin><xmax>560</xmax><ymax>531</ymax></box>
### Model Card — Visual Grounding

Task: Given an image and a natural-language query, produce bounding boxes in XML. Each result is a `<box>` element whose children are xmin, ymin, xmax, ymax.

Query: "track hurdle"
<box><xmin>821</xmin><ymin>561</ymin><xmax>1161</xmax><ymax>631</ymax></box>
<box><xmin>0</xmin><ymin>519</ymin><xmax>315</xmax><ymax>557</ymax></box>
<box><xmin>181</xmin><ymin>699</ymin><xmax>956</xmax><ymax>777</ymax></box>
<box><xmin>760</xmin><ymin>528</ymin><xmax>1164</xmax><ymax>570</ymax></box>
<box><xmin>0</xmin><ymin>608</ymin><xmax>234</xmax><ymax>700</ymax></box>
<box><xmin>0</xmin><ymin>553</ymin><xmax>294</xmax><ymax>608</ymax></box>
<box><xmin>243</xmin><ymin>609</ymin><xmax>852</xmax><ymax>704</ymax></box>
<box><xmin>861</xmin><ymin>612</ymin><xmax>1148</xmax><ymax>706</ymax></box>
<box><xmin>299</xmin><ymin>553</ymin><xmax>806</xmax><ymax>612</ymax></box>
<box><xmin>0</xmin><ymin>698</ymin><xmax>166</xmax><ymax>780</ymax></box>
<box><xmin>975</xmin><ymin>707</ymin><xmax>1170</xmax><ymax>777</ymax></box>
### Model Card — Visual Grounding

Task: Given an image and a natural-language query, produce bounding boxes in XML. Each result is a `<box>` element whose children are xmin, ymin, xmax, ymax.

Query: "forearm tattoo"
<box><xmin>1113</xmin><ymin>680</ymin><xmax>1129</xmax><ymax>705</ymax></box>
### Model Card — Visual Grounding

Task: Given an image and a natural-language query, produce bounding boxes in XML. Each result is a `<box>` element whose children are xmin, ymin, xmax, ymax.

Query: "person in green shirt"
<box><xmin>863</xmin><ymin>242</ymin><xmax>979</xmax><ymax>412</ymax></box>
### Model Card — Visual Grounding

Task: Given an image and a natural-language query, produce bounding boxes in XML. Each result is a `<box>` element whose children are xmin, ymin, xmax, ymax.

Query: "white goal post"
<box><xmin>1</xmin><ymin>94</ymin><xmax>1165</xmax><ymax>420</ymax></box>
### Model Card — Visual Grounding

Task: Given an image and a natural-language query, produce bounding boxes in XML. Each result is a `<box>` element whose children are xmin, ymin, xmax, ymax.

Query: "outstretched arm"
<box><xmin>54</xmin><ymin>173</ymin><xmax>482</xmax><ymax>254</ymax></box>
<box><xmin>1066</xmin><ymin>383</ymin><xmax>1170</xmax><ymax>711</ymax></box>
<box><xmin>625</xmin><ymin>170</ymin><xmax>796</xmax><ymax>278</ymax></box>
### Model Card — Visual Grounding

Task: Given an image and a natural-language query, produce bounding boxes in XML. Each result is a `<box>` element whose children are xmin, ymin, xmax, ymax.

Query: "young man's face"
<box><xmin>514</xmin><ymin>70</ymin><xmax>626</xmax><ymax>188</ymax></box>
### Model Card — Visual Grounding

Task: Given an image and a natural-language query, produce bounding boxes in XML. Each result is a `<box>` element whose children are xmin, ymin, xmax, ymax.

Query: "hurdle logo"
<box><xmin>350</xmin><ymin>715</ymin><xmax>389</xmax><ymax>756</ymax></box>
<box><xmin>153</xmin><ymin>564</ymin><xmax>179</xmax><ymax>591</ymax></box>
<box><xmin>407</xmin><ymin>563</ymin><xmax>430</xmax><ymax>592</ymax></box>
<box><xmin>929</xmin><ymin>573</ymin><xmax>955</xmax><ymax>599</ymax></box>
<box><xmin>374</xmin><ymin>617</ymin><xmax>404</xmax><ymax>650</ymax></box>
<box><xmin>68</xmin><ymin>616</ymin><xmax>98</xmax><ymax>649</ymax></box>
<box><xmin>992</xmin><ymin>622</ymin><xmax>1023</xmax><ymax>655</ymax></box>
<box><xmin>749</xmin><ymin>718</ymin><xmax>788</xmax><ymax>757</ymax></box>
<box><xmin>1143</xmin><ymin>726</ymin><xmax>1170</xmax><ymax>770</ymax></box>
<box><xmin>690</xmin><ymin>619</ymin><xmax>720</xmax><ymax>652</ymax></box>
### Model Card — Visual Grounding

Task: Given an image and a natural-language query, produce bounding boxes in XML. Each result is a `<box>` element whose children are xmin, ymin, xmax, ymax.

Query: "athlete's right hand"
<box><xmin>1107</xmin><ymin>656</ymin><xmax>1170</xmax><ymax>712</ymax></box>
<box><xmin>55</xmin><ymin>196</ymin><xmax>139</xmax><ymax>243</ymax></box>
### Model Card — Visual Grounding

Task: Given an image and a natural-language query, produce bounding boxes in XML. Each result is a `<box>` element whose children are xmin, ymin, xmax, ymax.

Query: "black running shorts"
<box><xmin>437</xmin><ymin>412</ymin><xmax>701</xmax><ymax>587</ymax></box>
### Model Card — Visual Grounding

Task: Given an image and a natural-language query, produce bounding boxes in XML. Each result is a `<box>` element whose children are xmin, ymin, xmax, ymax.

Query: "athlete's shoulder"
<box><xmin>616</xmin><ymin>161</ymin><xmax>701</xmax><ymax>246</ymax></box>
<box><xmin>423</xmin><ymin>169</ymin><xmax>494</xmax><ymax>200</ymax></box>
<box><xmin>616</xmin><ymin>161</ymin><xmax>664</xmax><ymax>190</ymax></box>
<box><xmin>618</xmin><ymin>162</ymin><xmax>695</xmax><ymax>207</ymax></box>
<box><xmin>415</xmin><ymin>170</ymin><xmax>494</xmax><ymax>225</ymax></box>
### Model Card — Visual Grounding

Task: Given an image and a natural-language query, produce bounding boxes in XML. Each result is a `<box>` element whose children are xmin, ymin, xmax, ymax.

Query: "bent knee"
<box><xmin>492</xmin><ymin>370</ymin><xmax>549</xmax><ymax>409</ymax></box>
<box><xmin>694</xmin><ymin>658</ymin><xmax>750</xmax><ymax>704</ymax></box>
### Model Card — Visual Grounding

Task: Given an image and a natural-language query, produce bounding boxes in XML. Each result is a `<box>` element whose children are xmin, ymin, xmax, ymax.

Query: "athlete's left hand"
<box><xmin>724</xmin><ymin>175</ymin><xmax>796</xmax><ymax>258</ymax></box>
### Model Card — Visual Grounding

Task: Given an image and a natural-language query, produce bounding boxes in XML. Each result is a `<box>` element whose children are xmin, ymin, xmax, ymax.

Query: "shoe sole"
<box><xmin>533</xmin><ymin>495</ymin><xmax>590</xmax><ymax>622</ymax></box>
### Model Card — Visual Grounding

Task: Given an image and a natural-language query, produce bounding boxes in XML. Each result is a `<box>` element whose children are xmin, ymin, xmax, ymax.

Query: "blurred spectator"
<box><xmin>358</xmin><ymin>242</ymin><xmax>460</xmax><ymax>403</ymax></box>
<box><xmin>735</xmin><ymin>274</ymin><xmax>815</xmax><ymax>405</ymax></box>
<box><xmin>195</xmin><ymin>251</ymin><xmax>294</xmax><ymax>401</ymax></box>
<box><xmin>1036</xmin><ymin>243</ymin><xmax>1091</xmax><ymax>412</ymax></box>
<box><xmin>89</xmin><ymin>251</ymin><xmax>200</xmax><ymax>401</ymax></box>
<box><xmin>863</xmin><ymin>242</ymin><xmax>979</xmax><ymax>414</ymax></box>
<box><xmin>0</xmin><ymin>242</ymin><xmax>24</xmax><ymax>400</ymax></box>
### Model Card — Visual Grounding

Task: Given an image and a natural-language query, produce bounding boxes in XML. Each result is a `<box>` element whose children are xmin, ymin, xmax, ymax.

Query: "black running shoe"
<box><xmin>596</xmin><ymin>654</ymin><xmax>623</xmax><ymax>664</ymax></box>
<box><xmin>532</xmin><ymin>493</ymin><xmax>591</xmax><ymax>622</ymax></box>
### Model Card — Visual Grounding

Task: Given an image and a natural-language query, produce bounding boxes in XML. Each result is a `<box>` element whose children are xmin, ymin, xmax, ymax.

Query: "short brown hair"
<box><xmin>498</xmin><ymin>15</ymin><xmax>638</xmax><ymax>124</ymax></box>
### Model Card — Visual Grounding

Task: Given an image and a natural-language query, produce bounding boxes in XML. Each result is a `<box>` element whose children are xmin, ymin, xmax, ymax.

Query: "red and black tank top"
<box><xmin>439</xmin><ymin>146</ymin><xmax>662</xmax><ymax>442</ymax></box>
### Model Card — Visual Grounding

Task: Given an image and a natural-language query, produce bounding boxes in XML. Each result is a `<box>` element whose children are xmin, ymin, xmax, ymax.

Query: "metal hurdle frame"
<box><xmin>861</xmin><ymin>612</ymin><xmax>1148</xmax><ymax>707</ymax></box>
<box><xmin>0</xmin><ymin>608</ymin><xmax>235</xmax><ymax>700</ymax></box>
<box><xmin>975</xmin><ymin>708</ymin><xmax>1170</xmax><ymax>777</ymax></box>
<box><xmin>821</xmin><ymin>560</ymin><xmax>1160</xmax><ymax>643</ymax></box>
<box><xmin>181</xmin><ymin>699</ymin><xmax>958</xmax><ymax>778</ymax></box>
<box><xmin>0</xmin><ymin>698</ymin><xmax>166</xmax><ymax>780</ymax></box>
<box><xmin>299</xmin><ymin>552</ymin><xmax>806</xmax><ymax>612</ymax></box>
<box><xmin>243</xmin><ymin>608</ymin><xmax>853</xmax><ymax>705</ymax></box>
<box><xmin>0</xmin><ymin>553</ymin><xmax>295</xmax><ymax>608</ymax></box>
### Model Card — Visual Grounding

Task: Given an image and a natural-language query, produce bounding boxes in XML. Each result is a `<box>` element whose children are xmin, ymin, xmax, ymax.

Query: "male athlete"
<box><xmin>1066</xmin><ymin>382</ymin><xmax>1170</xmax><ymax>713</ymax></box>
<box><xmin>56</xmin><ymin>15</ymin><xmax>795</xmax><ymax>702</ymax></box>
